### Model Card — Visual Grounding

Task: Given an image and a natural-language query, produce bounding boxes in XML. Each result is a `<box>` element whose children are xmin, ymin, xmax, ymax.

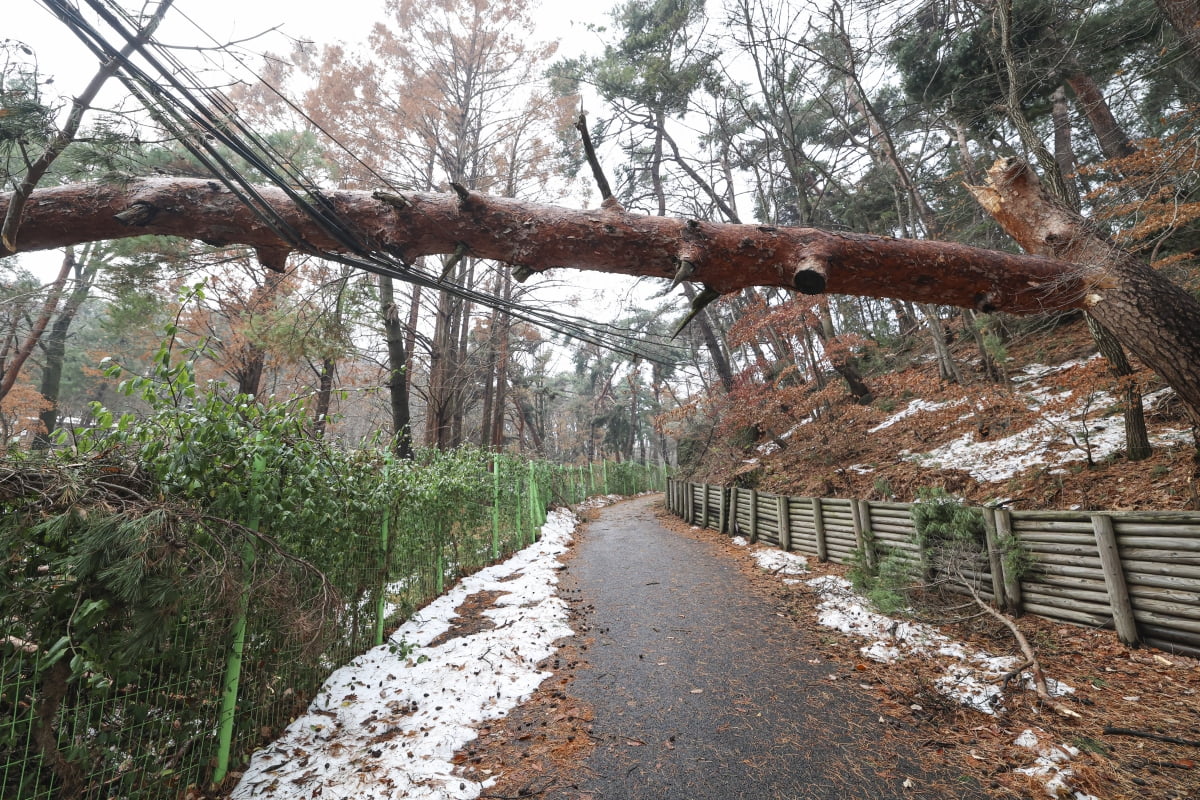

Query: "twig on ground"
<box><xmin>961</xmin><ymin>579</ymin><xmax>1083</xmax><ymax>718</ymax></box>
<box><xmin>1104</xmin><ymin>726</ymin><xmax>1200</xmax><ymax>748</ymax></box>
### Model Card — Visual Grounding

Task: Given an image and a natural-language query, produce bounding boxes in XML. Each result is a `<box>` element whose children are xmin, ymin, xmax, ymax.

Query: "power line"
<box><xmin>36</xmin><ymin>0</ymin><xmax>687</xmax><ymax>363</ymax></box>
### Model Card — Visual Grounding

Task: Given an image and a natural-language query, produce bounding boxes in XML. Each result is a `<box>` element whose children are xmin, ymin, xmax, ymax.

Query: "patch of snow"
<box><xmin>800</xmin><ymin>576</ymin><xmax>1073</xmax><ymax>715</ymax></box>
<box><xmin>1014</xmin><ymin>727</ymin><xmax>1100</xmax><ymax>800</ymax></box>
<box><xmin>731</xmin><ymin>536</ymin><xmax>749</xmax><ymax>547</ymax></box>
<box><xmin>231</xmin><ymin>507</ymin><xmax>584</xmax><ymax>800</ymax></box>
<box><xmin>868</xmin><ymin>398</ymin><xmax>966</xmax><ymax>433</ymax></box>
<box><xmin>750</xmin><ymin>548</ymin><xmax>808</xmax><ymax>575</ymax></box>
<box><xmin>1012</xmin><ymin>359</ymin><xmax>1091</xmax><ymax>384</ymax></box>
<box><xmin>846</xmin><ymin>463</ymin><xmax>875</xmax><ymax>475</ymax></box>
<box><xmin>912</xmin><ymin>396</ymin><xmax>1190</xmax><ymax>483</ymax></box>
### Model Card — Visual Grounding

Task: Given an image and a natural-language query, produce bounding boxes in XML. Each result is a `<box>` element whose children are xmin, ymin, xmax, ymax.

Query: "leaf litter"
<box><xmin>230</xmin><ymin>497</ymin><xmax>620</xmax><ymax>800</ymax></box>
<box><xmin>733</xmin><ymin>538</ymin><xmax>1198</xmax><ymax>800</ymax></box>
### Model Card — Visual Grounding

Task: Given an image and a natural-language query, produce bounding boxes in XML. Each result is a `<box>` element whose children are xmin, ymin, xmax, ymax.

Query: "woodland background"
<box><xmin>3</xmin><ymin>0</ymin><xmax>1200</xmax><ymax>505</ymax></box>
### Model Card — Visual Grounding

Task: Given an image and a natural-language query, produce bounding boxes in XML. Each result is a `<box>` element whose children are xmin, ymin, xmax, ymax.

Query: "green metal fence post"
<box><xmin>374</xmin><ymin>507</ymin><xmax>390</xmax><ymax>647</ymax></box>
<box><xmin>529</xmin><ymin>461</ymin><xmax>540</xmax><ymax>540</ymax></box>
<box><xmin>492</xmin><ymin>453</ymin><xmax>501</xmax><ymax>559</ymax></box>
<box><xmin>374</xmin><ymin>457</ymin><xmax>393</xmax><ymax>647</ymax></box>
<box><xmin>515</xmin><ymin>473</ymin><xmax>525</xmax><ymax>546</ymax></box>
<box><xmin>212</xmin><ymin>453</ymin><xmax>265</xmax><ymax>787</ymax></box>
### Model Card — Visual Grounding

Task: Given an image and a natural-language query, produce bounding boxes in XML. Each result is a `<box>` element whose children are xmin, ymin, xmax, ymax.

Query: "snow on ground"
<box><xmin>230</xmin><ymin>499</ymin><xmax>616</xmax><ymax>800</ymax></box>
<box><xmin>750</xmin><ymin>548</ymin><xmax>808</xmax><ymax>575</ymax></box>
<box><xmin>869</xmin><ymin>398</ymin><xmax>967</xmax><ymax>433</ymax></box>
<box><xmin>1014</xmin><ymin>728</ymin><xmax>1101</xmax><ymax>800</ymax></box>
<box><xmin>802</xmin><ymin>574</ymin><xmax>1074</xmax><ymax>713</ymax></box>
<box><xmin>738</xmin><ymin>542</ymin><xmax>1092</xmax><ymax>800</ymax></box>
<box><xmin>894</xmin><ymin>362</ymin><xmax>1191</xmax><ymax>482</ymax></box>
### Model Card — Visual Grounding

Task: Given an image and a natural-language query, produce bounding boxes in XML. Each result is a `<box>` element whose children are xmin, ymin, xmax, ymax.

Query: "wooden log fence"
<box><xmin>665</xmin><ymin>479</ymin><xmax>1200</xmax><ymax>657</ymax></box>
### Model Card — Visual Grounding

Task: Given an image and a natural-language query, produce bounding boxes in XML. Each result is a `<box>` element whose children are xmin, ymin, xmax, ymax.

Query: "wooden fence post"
<box><xmin>685</xmin><ymin>483</ymin><xmax>694</xmax><ymax>524</ymax></box>
<box><xmin>993</xmin><ymin>508</ymin><xmax>1022</xmax><ymax>615</ymax></box>
<box><xmin>852</xmin><ymin>499</ymin><xmax>876</xmax><ymax>569</ymax></box>
<box><xmin>1092</xmin><ymin>514</ymin><xmax>1141</xmax><ymax>646</ymax></box>
<box><xmin>778</xmin><ymin>496</ymin><xmax>791</xmax><ymax>551</ymax></box>
<box><xmin>717</xmin><ymin>486</ymin><xmax>728</xmax><ymax>534</ymax></box>
<box><xmin>812</xmin><ymin>497</ymin><xmax>828</xmax><ymax>561</ymax></box>
<box><xmin>981</xmin><ymin>506</ymin><xmax>1008</xmax><ymax>611</ymax></box>
<box><xmin>748</xmin><ymin>489</ymin><xmax>759</xmax><ymax>544</ymax></box>
<box><xmin>700</xmin><ymin>484</ymin><xmax>710</xmax><ymax>529</ymax></box>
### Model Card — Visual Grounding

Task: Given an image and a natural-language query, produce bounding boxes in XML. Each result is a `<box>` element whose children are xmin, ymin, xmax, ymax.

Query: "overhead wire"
<box><xmin>35</xmin><ymin>0</ymin><xmax>688</xmax><ymax>362</ymax></box>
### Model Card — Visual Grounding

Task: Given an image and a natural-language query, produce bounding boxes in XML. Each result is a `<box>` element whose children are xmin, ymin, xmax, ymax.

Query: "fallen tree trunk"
<box><xmin>4</xmin><ymin>163</ymin><xmax>1200</xmax><ymax>427</ymax></box>
<box><xmin>0</xmin><ymin>177</ymin><xmax>1085</xmax><ymax>312</ymax></box>
<box><xmin>969</xmin><ymin>158</ymin><xmax>1200</xmax><ymax>429</ymax></box>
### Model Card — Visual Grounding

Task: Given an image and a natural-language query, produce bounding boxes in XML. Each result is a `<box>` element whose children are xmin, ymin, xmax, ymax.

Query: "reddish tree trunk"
<box><xmin>0</xmin><ymin>178</ymin><xmax>1087</xmax><ymax>312</ymax></box>
<box><xmin>969</xmin><ymin>159</ymin><xmax>1200</xmax><ymax>428</ymax></box>
<box><xmin>5</xmin><ymin>173</ymin><xmax>1200</xmax><ymax>425</ymax></box>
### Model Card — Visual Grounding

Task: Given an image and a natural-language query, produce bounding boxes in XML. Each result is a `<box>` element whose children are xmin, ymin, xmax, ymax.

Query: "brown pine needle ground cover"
<box><xmin>695</xmin><ymin>514</ymin><xmax>1200</xmax><ymax>800</ymax></box>
<box><xmin>462</xmin><ymin>505</ymin><xmax>1198</xmax><ymax>800</ymax></box>
<box><xmin>692</xmin><ymin>316</ymin><xmax>1198</xmax><ymax>513</ymax></box>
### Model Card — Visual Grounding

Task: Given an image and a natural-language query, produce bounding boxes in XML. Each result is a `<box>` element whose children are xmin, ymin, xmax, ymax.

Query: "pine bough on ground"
<box><xmin>735</xmin><ymin>539</ymin><xmax>1098</xmax><ymax>800</ymax></box>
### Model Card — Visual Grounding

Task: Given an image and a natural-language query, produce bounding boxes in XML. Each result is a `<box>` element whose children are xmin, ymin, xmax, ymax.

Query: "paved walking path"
<box><xmin>542</xmin><ymin>494</ymin><xmax>982</xmax><ymax>800</ymax></box>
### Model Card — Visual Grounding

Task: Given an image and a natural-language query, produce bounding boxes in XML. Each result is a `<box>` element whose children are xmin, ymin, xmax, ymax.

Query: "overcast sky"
<box><xmin>6</xmin><ymin>1</ymin><xmax>618</xmax><ymax>272</ymax></box>
<box><xmin>10</xmin><ymin>1</ymin><xmax>615</xmax><ymax>99</ymax></box>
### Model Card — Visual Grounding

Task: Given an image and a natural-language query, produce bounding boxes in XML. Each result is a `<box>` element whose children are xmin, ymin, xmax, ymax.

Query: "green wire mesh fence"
<box><xmin>1</xmin><ymin>452</ymin><xmax>664</xmax><ymax>799</ymax></box>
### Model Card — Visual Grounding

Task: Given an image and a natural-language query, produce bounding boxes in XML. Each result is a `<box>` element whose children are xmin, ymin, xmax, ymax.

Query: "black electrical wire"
<box><xmin>36</xmin><ymin>0</ymin><xmax>689</xmax><ymax>363</ymax></box>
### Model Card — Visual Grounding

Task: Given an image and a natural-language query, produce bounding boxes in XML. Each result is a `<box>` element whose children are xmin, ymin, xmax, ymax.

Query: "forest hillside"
<box><xmin>677</xmin><ymin>310</ymin><xmax>1198</xmax><ymax>511</ymax></box>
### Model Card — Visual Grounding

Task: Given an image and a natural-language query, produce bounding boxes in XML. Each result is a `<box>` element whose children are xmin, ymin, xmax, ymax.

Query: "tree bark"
<box><xmin>312</xmin><ymin>355</ymin><xmax>336</xmax><ymax>439</ymax></box>
<box><xmin>0</xmin><ymin>178</ymin><xmax>1090</xmax><ymax>312</ymax></box>
<box><xmin>1086</xmin><ymin>315</ymin><xmax>1154</xmax><ymax>461</ymax></box>
<box><xmin>5</xmin><ymin>174</ymin><xmax>1200</xmax><ymax>424</ymax></box>
<box><xmin>1063</xmin><ymin>72</ymin><xmax>1138</xmax><ymax>162</ymax></box>
<box><xmin>0</xmin><ymin>250</ymin><xmax>73</xmax><ymax>403</ymax></box>
<box><xmin>969</xmin><ymin>158</ymin><xmax>1200</xmax><ymax>429</ymax></box>
<box><xmin>33</xmin><ymin>247</ymin><xmax>98</xmax><ymax>449</ymax></box>
<box><xmin>919</xmin><ymin>303</ymin><xmax>965</xmax><ymax>385</ymax></box>
<box><xmin>1050</xmin><ymin>86</ymin><xmax>1081</xmax><ymax>203</ymax></box>
<box><xmin>378</xmin><ymin>275</ymin><xmax>414</xmax><ymax>459</ymax></box>
<box><xmin>680</xmin><ymin>283</ymin><xmax>735</xmax><ymax>392</ymax></box>
<box><xmin>1047</xmin><ymin>81</ymin><xmax>1151</xmax><ymax>459</ymax></box>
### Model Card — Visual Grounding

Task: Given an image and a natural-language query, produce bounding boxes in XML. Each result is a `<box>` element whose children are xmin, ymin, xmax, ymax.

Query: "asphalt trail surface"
<box><xmin>549</xmin><ymin>495</ymin><xmax>981</xmax><ymax>800</ymax></box>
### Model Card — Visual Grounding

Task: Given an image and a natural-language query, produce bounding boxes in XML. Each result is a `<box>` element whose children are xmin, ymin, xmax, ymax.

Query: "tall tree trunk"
<box><xmin>379</xmin><ymin>275</ymin><xmax>414</xmax><ymax>459</ymax></box>
<box><xmin>1051</xmin><ymin>86</ymin><xmax>1081</xmax><ymax>202</ymax></box>
<box><xmin>426</xmin><ymin>284</ymin><xmax>454</xmax><ymax>449</ymax></box>
<box><xmin>817</xmin><ymin>300</ymin><xmax>874</xmax><ymax>402</ymax></box>
<box><xmin>490</xmin><ymin>273</ymin><xmax>512</xmax><ymax>450</ymax></box>
<box><xmin>1063</xmin><ymin>72</ymin><xmax>1137</xmax><ymax>161</ymax></box>
<box><xmin>479</xmin><ymin>306</ymin><xmax>498</xmax><ymax>448</ymax></box>
<box><xmin>1035</xmin><ymin>80</ymin><xmax>1152</xmax><ymax>458</ymax></box>
<box><xmin>970</xmin><ymin>158</ymin><xmax>1200</xmax><ymax>432</ymax></box>
<box><xmin>33</xmin><ymin>248</ymin><xmax>97</xmax><ymax>449</ymax></box>
<box><xmin>962</xmin><ymin>308</ymin><xmax>1005</xmax><ymax>384</ymax></box>
<box><xmin>890</xmin><ymin>298</ymin><xmax>919</xmax><ymax>339</ymax></box>
<box><xmin>680</xmin><ymin>283</ymin><xmax>735</xmax><ymax>392</ymax></box>
<box><xmin>312</xmin><ymin>355</ymin><xmax>336</xmax><ymax>439</ymax></box>
<box><xmin>1086</xmin><ymin>315</ymin><xmax>1153</xmax><ymax>460</ymax></box>
<box><xmin>920</xmin><ymin>303</ymin><xmax>965</xmax><ymax>384</ymax></box>
<box><xmin>626</xmin><ymin>368</ymin><xmax>638</xmax><ymax>461</ymax></box>
<box><xmin>0</xmin><ymin>249</ymin><xmax>73</xmax><ymax>403</ymax></box>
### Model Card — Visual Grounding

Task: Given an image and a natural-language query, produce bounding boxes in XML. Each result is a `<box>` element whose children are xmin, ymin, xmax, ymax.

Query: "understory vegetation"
<box><xmin>0</xmin><ymin>328</ymin><xmax>661</xmax><ymax>798</ymax></box>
